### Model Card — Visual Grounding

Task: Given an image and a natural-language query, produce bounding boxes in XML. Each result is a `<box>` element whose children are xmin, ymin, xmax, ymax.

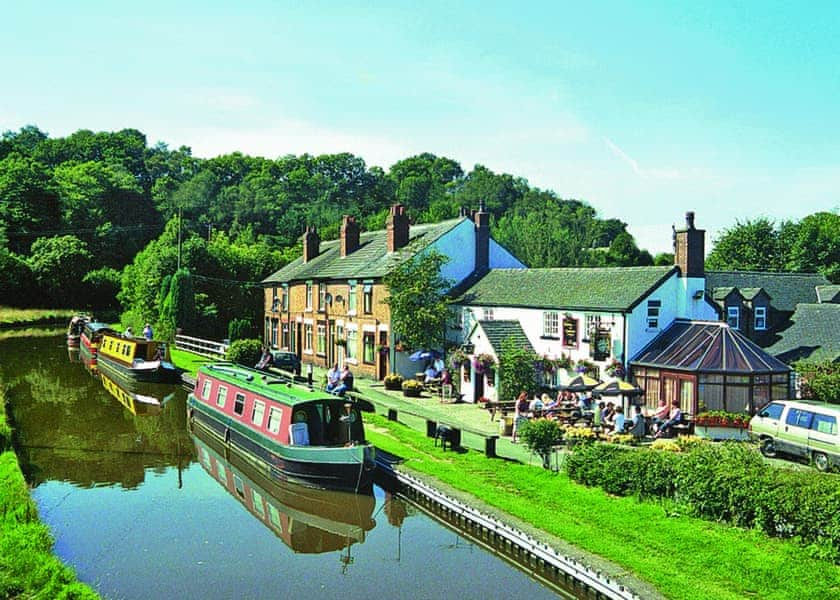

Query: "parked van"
<box><xmin>749</xmin><ymin>400</ymin><xmax>840</xmax><ymax>471</ymax></box>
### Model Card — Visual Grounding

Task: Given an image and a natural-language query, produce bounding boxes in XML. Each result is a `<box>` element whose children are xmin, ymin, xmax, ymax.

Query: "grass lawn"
<box><xmin>0</xmin><ymin>307</ymin><xmax>78</xmax><ymax>326</ymax></box>
<box><xmin>367</xmin><ymin>413</ymin><xmax>840</xmax><ymax>600</ymax></box>
<box><xmin>170</xmin><ymin>348</ymin><xmax>214</xmax><ymax>376</ymax></box>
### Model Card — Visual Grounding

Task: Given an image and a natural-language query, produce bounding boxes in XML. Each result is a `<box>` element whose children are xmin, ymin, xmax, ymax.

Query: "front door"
<box><xmin>378</xmin><ymin>331</ymin><xmax>389</xmax><ymax>379</ymax></box>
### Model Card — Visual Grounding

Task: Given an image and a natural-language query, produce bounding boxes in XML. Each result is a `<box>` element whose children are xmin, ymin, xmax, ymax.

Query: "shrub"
<box><xmin>226</xmin><ymin>338</ymin><xmax>262</xmax><ymax>366</ymax></box>
<box><xmin>519</xmin><ymin>419</ymin><xmax>563</xmax><ymax>467</ymax></box>
<box><xmin>227</xmin><ymin>318</ymin><xmax>254</xmax><ymax>342</ymax></box>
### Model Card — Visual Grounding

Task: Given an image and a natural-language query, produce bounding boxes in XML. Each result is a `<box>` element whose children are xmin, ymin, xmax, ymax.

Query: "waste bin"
<box><xmin>500</xmin><ymin>414</ymin><xmax>514</xmax><ymax>436</ymax></box>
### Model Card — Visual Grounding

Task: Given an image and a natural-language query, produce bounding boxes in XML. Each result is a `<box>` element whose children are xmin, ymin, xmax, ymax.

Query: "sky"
<box><xmin>2</xmin><ymin>0</ymin><xmax>838</xmax><ymax>254</ymax></box>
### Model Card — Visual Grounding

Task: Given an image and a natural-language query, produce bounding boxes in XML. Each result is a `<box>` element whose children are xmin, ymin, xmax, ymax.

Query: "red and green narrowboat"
<box><xmin>66</xmin><ymin>314</ymin><xmax>90</xmax><ymax>347</ymax></box>
<box><xmin>188</xmin><ymin>362</ymin><xmax>376</xmax><ymax>493</ymax></box>
<box><xmin>97</xmin><ymin>332</ymin><xmax>180</xmax><ymax>385</ymax></box>
<box><xmin>192</xmin><ymin>427</ymin><xmax>376</xmax><ymax>554</ymax></box>
<box><xmin>79</xmin><ymin>321</ymin><xmax>118</xmax><ymax>371</ymax></box>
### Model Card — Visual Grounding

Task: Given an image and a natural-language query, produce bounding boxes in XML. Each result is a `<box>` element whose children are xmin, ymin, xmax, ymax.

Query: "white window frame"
<box><xmin>348</xmin><ymin>280</ymin><xmax>357</xmax><ymax>314</ymax></box>
<box><xmin>201</xmin><ymin>378</ymin><xmax>212</xmax><ymax>401</ymax></box>
<box><xmin>727</xmin><ymin>306</ymin><xmax>740</xmax><ymax>329</ymax></box>
<box><xmin>233</xmin><ymin>392</ymin><xmax>246</xmax><ymax>416</ymax></box>
<box><xmin>484</xmin><ymin>307</ymin><xmax>494</xmax><ymax>321</ymax></box>
<box><xmin>316</xmin><ymin>322</ymin><xmax>326</xmax><ymax>354</ymax></box>
<box><xmin>318</xmin><ymin>282</ymin><xmax>326</xmax><ymax>312</ymax></box>
<box><xmin>754</xmin><ymin>306</ymin><xmax>767</xmax><ymax>330</ymax></box>
<box><xmin>363</xmin><ymin>282</ymin><xmax>373</xmax><ymax>314</ymax></box>
<box><xmin>216</xmin><ymin>385</ymin><xmax>228</xmax><ymax>408</ymax></box>
<box><xmin>543</xmin><ymin>311</ymin><xmax>560</xmax><ymax>337</ymax></box>
<box><xmin>251</xmin><ymin>400</ymin><xmax>266</xmax><ymax>426</ymax></box>
<box><xmin>304</xmin><ymin>323</ymin><xmax>313</xmax><ymax>353</ymax></box>
<box><xmin>646</xmin><ymin>300</ymin><xmax>661</xmax><ymax>329</ymax></box>
<box><xmin>346</xmin><ymin>326</ymin><xmax>358</xmax><ymax>362</ymax></box>
<box><xmin>305</xmin><ymin>281</ymin><xmax>313</xmax><ymax>311</ymax></box>
<box><xmin>267</xmin><ymin>406</ymin><xmax>283</xmax><ymax>434</ymax></box>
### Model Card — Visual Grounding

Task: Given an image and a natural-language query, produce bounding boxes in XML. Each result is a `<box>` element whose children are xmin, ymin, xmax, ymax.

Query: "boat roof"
<box><xmin>198</xmin><ymin>362</ymin><xmax>375</xmax><ymax>411</ymax></box>
<box><xmin>84</xmin><ymin>321</ymin><xmax>117</xmax><ymax>334</ymax></box>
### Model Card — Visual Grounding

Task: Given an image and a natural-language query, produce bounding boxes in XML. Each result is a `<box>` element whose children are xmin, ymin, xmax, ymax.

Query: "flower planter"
<box><xmin>402</xmin><ymin>388</ymin><xmax>421</xmax><ymax>398</ymax></box>
<box><xmin>695</xmin><ymin>425</ymin><xmax>750</xmax><ymax>441</ymax></box>
<box><xmin>384</xmin><ymin>381</ymin><xmax>402</xmax><ymax>391</ymax></box>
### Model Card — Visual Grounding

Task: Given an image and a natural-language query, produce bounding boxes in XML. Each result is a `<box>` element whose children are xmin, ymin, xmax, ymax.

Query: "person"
<box><xmin>143</xmin><ymin>323</ymin><xmax>153</xmax><ymax>340</ymax></box>
<box><xmin>543</xmin><ymin>393</ymin><xmax>560</xmax><ymax>416</ymax></box>
<box><xmin>655</xmin><ymin>400</ymin><xmax>683</xmax><ymax>438</ymax></box>
<box><xmin>603</xmin><ymin>402</ymin><xmax>616</xmax><ymax>428</ymax></box>
<box><xmin>424</xmin><ymin>363</ymin><xmax>439</xmax><ymax>381</ymax></box>
<box><xmin>629</xmin><ymin>405</ymin><xmax>646</xmax><ymax>439</ymax></box>
<box><xmin>255</xmin><ymin>346</ymin><xmax>273</xmax><ymax>370</ymax></box>
<box><xmin>512</xmin><ymin>391</ymin><xmax>529</xmax><ymax>443</ymax></box>
<box><xmin>440</xmin><ymin>368</ymin><xmax>452</xmax><ymax>386</ymax></box>
<box><xmin>433</xmin><ymin>356</ymin><xmax>445</xmax><ymax>374</ymax></box>
<box><xmin>651</xmin><ymin>399</ymin><xmax>669</xmax><ymax>430</ymax></box>
<box><xmin>325</xmin><ymin>364</ymin><xmax>341</xmax><ymax>392</ymax></box>
<box><xmin>612</xmin><ymin>405</ymin><xmax>626</xmax><ymax>433</ymax></box>
<box><xmin>124</xmin><ymin>327</ymin><xmax>134</xmax><ymax>338</ymax></box>
<box><xmin>529</xmin><ymin>394</ymin><xmax>545</xmax><ymax>417</ymax></box>
<box><xmin>331</xmin><ymin>366</ymin><xmax>354</xmax><ymax>396</ymax></box>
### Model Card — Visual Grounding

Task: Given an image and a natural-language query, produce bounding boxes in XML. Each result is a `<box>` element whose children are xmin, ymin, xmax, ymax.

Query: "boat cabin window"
<box><xmin>201</xmin><ymin>379</ymin><xmax>212</xmax><ymax>401</ymax></box>
<box><xmin>267</xmin><ymin>407</ymin><xmax>283</xmax><ymax>434</ymax></box>
<box><xmin>252</xmin><ymin>400</ymin><xmax>266</xmax><ymax>426</ymax></box>
<box><xmin>233</xmin><ymin>393</ymin><xmax>246</xmax><ymax>416</ymax></box>
<box><xmin>216</xmin><ymin>386</ymin><xmax>228</xmax><ymax>408</ymax></box>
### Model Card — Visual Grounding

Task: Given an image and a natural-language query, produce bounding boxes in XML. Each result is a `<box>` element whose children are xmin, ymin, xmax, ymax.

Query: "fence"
<box><xmin>175</xmin><ymin>334</ymin><xmax>229</xmax><ymax>359</ymax></box>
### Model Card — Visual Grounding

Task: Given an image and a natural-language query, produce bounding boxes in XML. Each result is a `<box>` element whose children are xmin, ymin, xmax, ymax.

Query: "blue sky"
<box><xmin>2</xmin><ymin>1</ymin><xmax>838</xmax><ymax>254</ymax></box>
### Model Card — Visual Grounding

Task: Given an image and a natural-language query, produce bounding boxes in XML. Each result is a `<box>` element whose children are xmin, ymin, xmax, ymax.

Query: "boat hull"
<box><xmin>189</xmin><ymin>397</ymin><xmax>375</xmax><ymax>493</ymax></box>
<box><xmin>97</xmin><ymin>353</ymin><xmax>181</xmax><ymax>385</ymax></box>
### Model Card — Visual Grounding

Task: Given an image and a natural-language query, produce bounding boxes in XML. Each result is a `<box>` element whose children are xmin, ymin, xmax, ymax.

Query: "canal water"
<box><xmin>3</xmin><ymin>334</ymin><xmax>564</xmax><ymax>599</ymax></box>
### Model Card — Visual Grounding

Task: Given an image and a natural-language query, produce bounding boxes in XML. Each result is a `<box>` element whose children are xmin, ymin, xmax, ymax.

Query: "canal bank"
<box><xmin>0</xmin><ymin>388</ymin><xmax>98</xmax><ymax>599</ymax></box>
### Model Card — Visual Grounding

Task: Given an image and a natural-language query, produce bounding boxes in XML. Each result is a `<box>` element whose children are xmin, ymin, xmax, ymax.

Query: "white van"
<box><xmin>749</xmin><ymin>400</ymin><xmax>840</xmax><ymax>471</ymax></box>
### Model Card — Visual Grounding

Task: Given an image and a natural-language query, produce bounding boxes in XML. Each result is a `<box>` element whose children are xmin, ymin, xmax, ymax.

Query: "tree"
<box><xmin>498</xmin><ymin>337</ymin><xmax>538</xmax><ymax>399</ymax></box>
<box><xmin>169</xmin><ymin>268</ymin><xmax>196</xmax><ymax>334</ymax></box>
<box><xmin>0</xmin><ymin>153</ymin><xmax>61</xmax><ymax>253</ymax></box>
<box><xmin>706</xmin><ymin>218</ymin><xmax>782</xmax><ymax>271</ymax></box>
<box><xmin>784</xmin><ymin>212</ymin><xmax>840</xmax><ymax>283</ymax></box>
<box><xmin>27</xmin><ymin>235</ymin><xmax>93</xmax><ymax>305</ymax></box>
<box><xmin>383</xmin><ymin>250</ymin><xmax>452</xmax><ymax>352</ymax></box>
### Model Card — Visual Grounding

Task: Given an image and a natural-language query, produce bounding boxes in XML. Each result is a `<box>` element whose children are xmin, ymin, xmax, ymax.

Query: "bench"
<box><xmin>482</xmin><ymin>401</ymin><xmax>517</xmax><ymax>421</ymax></box>
<box><xmin>424</xmin><ymin>418</ymin><xmax>499</xmax><ymax>457</ymax></box>
<box><xmin>671</xmin><ymin>414</ymin><xmax>694</xmax><ymax>436</ymax></box>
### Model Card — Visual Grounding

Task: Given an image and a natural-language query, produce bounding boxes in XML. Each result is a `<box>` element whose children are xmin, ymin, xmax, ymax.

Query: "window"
<box><xmin>216</xmin><ymin>386</ymin><xmax>228</xmax><ymax>408</ymax></box>
<box><xmin>252</xmin><ymin>400</ymin><xmax>266</xmax><ymax>426</ymax></box>
<box><xmin>754</xmin><ymin>307</ymin><xmax>767</xmax><ymax>330</ymax></box>
<box><xmin>271</xmin><ymin>287</ymin><xmax>279</xmax><ymax>312</ymax></box>
<box><xmin>363</xmin><ymin>331</ymin><xmax>375</xmax><ymax>364</ymax></box>
<box><xmin>281</xmin><ymin>322</ymin><xmax>290</xmax><ymax>348</ymax></box>
<box><xmin>727</xmin><ymin>306</ymin><xmax>740</xmax><ymax>329</ymax></box>
<box><xmin>201</xmin><ymin>379</ymin><xmax>212</xmax><ymax>401</ymax></box>
<box><xmin>812</xmin><ymin>413</ymin><xmax>837</xmax><ymax>435</ymax></box>
<box><xmin>543</xmin><ymin>311</ymin><xmax>560</xmax><ymax>337</ymax></box>
<box><xmin>305</xmin><ymin>282</ymin><xmax>313</xmax><ymax>310</ymax></box>
<box><xmin>363</xmin><ymin>283</ymin><xmax>373</xmax><ymax>314</ymax></box>
<box><xmin>585</xmin><ymin>314</ymin><xmax>602</xmax><ymax>334</ymax></box>
<box><xmin>252</xmin><ymin>489</ymin><xmax>265</xmax><ymax>517</ymax></box>
<box><xmin>267</xmin><ymin>407</ymin><xmax>283</xmax><ymax>434</ymax></box>
<box><xmin>233</xmin><ymin>474</ymin><xmax>245</xmax><ymax>498</ymax></box>
<box><xmin>646</xmin><ymin>300</ymin><xmax>661</xmax><ymax>329</ymax></box>
<box><xmin>270</xmin><ymin>318</ymin><xmax>278</xmax><ymax>348</ymax></box>
<box><xmin>281</xmin><ymin>285</ymin><xmax>289</xmax><ymax>311</ymax></box>
<box><xmin>484</xmin><ymin>307</ymin><xmax>494</xmax><ymax>320</ymax></box>
<box><xmin>304</xmin><ymin>323</ymin><xmax>313</xmax><ymax>352</ymax></box>
<box><xmin>759</xmin><ymin>402</ymin><xmax>784</xmax><ymax>420</ymax></box>
<box><xmin>785</xmin><ymin>408</ymin><xmax>813</xmax><ymax>429</ymax></box>
<box><xmin>346</xmin><ymin>327</ymin><xmax>358</xmax><ymax>360</ymax></box>
<box><xmin>317</xmin><ymin>322</ymin><xmax>326</xmax><ymax>354</ymax></box>
<box><xmin>318</xmin><ymin>283</ymin><xmax>326</xmax><ymax>311</ymax></box>
<box><xmin>233</xmin><ymin>392</ymin><xmax>245</xmax><ymax>416</ymax></box>
<box><xmin>348</xmin><ymin>280</ymin><xmax>357</xmax><ymax>313</ymax></box>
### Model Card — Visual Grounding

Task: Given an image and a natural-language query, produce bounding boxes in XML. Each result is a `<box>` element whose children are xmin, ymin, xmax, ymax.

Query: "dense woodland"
<box><xmin>1</xmin><ymin>126</ymin><xmax>837</xmax><ymax>338</ymax></box>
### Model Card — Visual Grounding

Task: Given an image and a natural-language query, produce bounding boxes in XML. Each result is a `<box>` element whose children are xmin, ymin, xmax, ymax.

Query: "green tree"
<box><xmin>784</xmin><ymin>212</ymin><xmax>840</xmax><ymax>283</ymax></box>
<box><xmin>498</xmin><ymin>336</ymin><xmax>538</xmax><ymax>399</ymax></box>
<box><xmin>169</xmin><ymin>268</ymin><xmax>196</xmax><ymax>334</ymax></box>
<box><xmin>0</xmin><ymin>153</ymin><xmax>61</xmax><ymax>253</ymax></box>
<box><xmin>706</xmin><ymin>218</ymin><xmax>782</xmax><ymax>271</ymax></box>
<box><xmin>27</xmin><ymin>235</ymin><xmax>93</xmax><ymax>305</ymax></box>
<box><xmin>383</xmin><ymin>250</ymin><xmax>452</xmax><ymax>352</ymax></box>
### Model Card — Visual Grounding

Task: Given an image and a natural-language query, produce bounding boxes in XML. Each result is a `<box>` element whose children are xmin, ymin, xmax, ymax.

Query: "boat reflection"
<box><xmin>67</xmin><ymin>346</ymin><xmax>80</xmax><ymax>363</ymax></box>
<box><xmin>100</xmin><ymin>371</ymin><xmax>176</xmax><ymax>416</ymax></box>
<box><xmin>192</xmin><ymin>427</ymin><xmax>376</xmax><ymax>558</ymax></box>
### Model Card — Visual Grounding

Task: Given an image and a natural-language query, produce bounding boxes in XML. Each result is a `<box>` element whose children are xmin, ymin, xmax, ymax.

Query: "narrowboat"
<box><xmin>192</xmin><ymin>427</ymin><xmax>376</xmax><ymax>555</ymax></box>
<box><xmin>100</xmin><ymin>371</ymin><xmax>175</xmax><ymax>416</ymax></box>
<box><xmin>97</xmin><ymin>332</ymin><xmax>180</xmax><ymax>385</ymax></box>
<box><xmin>188</xmin><ymin>362</ymin><xmax>376</xmax><ymax>493</ymax></box>
<box><xmin>66</xmin><ymin>314</ymin><xmax>90</xmax><ymax>347</ymax></box>
<box><xmin>79</xmin><ymin>321</ymin><xmax>118</xmax><ymax>370</ymax></box>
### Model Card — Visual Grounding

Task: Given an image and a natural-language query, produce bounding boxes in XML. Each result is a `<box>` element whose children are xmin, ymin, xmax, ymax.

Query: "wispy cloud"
<box><xmin>603</xmin><ymin>137</ymin><xmax>683</xmax><ymax>180</ymax></box>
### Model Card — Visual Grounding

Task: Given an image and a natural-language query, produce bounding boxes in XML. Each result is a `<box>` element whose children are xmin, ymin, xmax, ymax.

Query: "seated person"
<box><xmin>331</xmin><ymin>366</ymin><xmax>354</xmax><ymax>396</ymax></box>
<box><xmin>325</xmin><ymin>364</ymin><xmax>340</xmax><ymax>392</ymax></box>
<box><xmin>255</xmin><ymin>346</ymin><xmax>273</xmax><ymax>370</ymax></box>
<box><xmin>529</xmin><ymin>394</ymin><xmax>544</xmax><ymax>417</ymax></box>
<box><xmin>655</xmin><ymin>401</ymin><xmax>683</xmax><ymax>438</ymax></box>
<box><xmin>602</xmin><ymin>402</ymin><xmax>616</xmax><ymax>427</ymax></box>
<box><xmin>650</xmin><ymin>399</ymin><xmax>669</xmax><ymax>429</ymax></box>
<box><xmin>424</xmin><ymin>364</ymin><xmax>439</xmax><ymax>381</ymax></box>
<box><xmin>578</xmin><ymin>394</ymin><xmax>594</xmax><ymax>414</ymax></box>
<box><xmin>612</xmin><ymin>405</ymin><xmax>626</xmax><ymax>433</ymax></box>
<box><xmin>629</xmin><ymin>405</ymin><xmax>646</xmax><ymax>438</ymax></box>
<box><xmin>543</xmin><ymin>393</ymin><xmax>560</xmax><ymax>415</ymax></box>
<box><xmin>440</xmin><ymin>368</ymin><xmax>452</xmax><ymax>386</ymax></box>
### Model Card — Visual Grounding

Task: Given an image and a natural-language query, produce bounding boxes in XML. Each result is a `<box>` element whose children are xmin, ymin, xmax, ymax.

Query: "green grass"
<box><xmin>367</xmin><ymin>414</ymin><xmax>840</xmax><ymax>600</ymax></box>
<box><xmin>0</xmin><ymin>390</ymin><xmax>99</xmax><ymax>599</ymax></box>
<box><xmin>0</xmin><ymin>306</ymin><xmax>78</xmax><ymax>326</ymax></box>
<box><xmin>170</xmin><ymin>348</ymin><xmax>214</xmax><ymax>376</ymax></box>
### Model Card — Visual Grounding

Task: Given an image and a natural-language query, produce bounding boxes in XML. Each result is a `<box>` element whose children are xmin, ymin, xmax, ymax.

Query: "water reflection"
<box><xmin>192</xmin><ymin>427</ymin><xmax>376</xmax><ymax>564</ymax></box>
<box><xmin>100</xmin><ymin>371</ymin><xmax>176</xmax><ymax>417</ymax></box>
<box><xmin>67</xmin><ymin>346</ymin><xmax>80</xmax><ymax>363</ymax></box>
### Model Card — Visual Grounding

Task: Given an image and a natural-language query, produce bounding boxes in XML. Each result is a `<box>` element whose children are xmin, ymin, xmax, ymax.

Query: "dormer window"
<box><xmin>727</xmin><ymin>306</ymin><xmax>740</xmax><ymax>329</ymax></box>
<box><xmin>754</xmin><ymin>306</ymin><xmax>766</xmax><ymax>330</ymax></box>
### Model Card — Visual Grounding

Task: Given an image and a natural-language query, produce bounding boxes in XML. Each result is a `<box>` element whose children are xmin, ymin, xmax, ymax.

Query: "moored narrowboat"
<box><xmin>79</xmin><ymin>321</ymin><xmax>118</xmax><ymax>370</ymax></box>
<box><xmin>97</xmin><ymin>332</ymin><xmax>180</xmax><ymax>385</ymax></box>
<box><xmin>192</xmin><ymin>427</ymin><xmax>376</xmax><ymax>554</ymax></box>
<box><xmin>66</xmin><ymin>315</ymin><xmax>90</xmax><ymax>347</ymax></box>
<box><xmin>188</xmin><ymin>362</ymin><xmax>376</xmax><ymax>493</ymax></box>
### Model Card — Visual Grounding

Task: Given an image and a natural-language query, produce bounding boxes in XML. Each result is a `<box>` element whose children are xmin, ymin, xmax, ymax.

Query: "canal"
<box><xmin>3</xmin><ymin>334</ymin><xmax>565</xmax><ymax>599</ymax></box>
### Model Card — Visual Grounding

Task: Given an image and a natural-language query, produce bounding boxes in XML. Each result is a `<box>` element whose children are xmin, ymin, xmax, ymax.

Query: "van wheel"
<box><xmin>813</xmin><ymin>452</ymin><xmax>829</xmax><ymax>472</ymax></box>
<box><xmin>759</xmin><ymin>438</ymin><xmax>776</xmax><ymax>458</ymax></box>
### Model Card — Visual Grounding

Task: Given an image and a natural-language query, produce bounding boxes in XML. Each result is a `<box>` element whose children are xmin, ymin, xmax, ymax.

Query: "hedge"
<box><xmin>565</xmin><ymin>441</ymin><xmax>840</xmax><ymax>561</ymax></box>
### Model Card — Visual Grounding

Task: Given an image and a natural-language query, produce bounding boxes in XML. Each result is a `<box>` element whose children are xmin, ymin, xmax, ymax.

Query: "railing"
<box><xmin>175</xmin><ymin>334</ymin><xmax>229</xmax><ymax>359</ymax></box>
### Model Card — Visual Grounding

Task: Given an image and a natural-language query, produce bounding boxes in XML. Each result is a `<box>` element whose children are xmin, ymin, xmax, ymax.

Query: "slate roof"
<box><xmin>764</xmin><ymin>303</ymin><xmax>840</xmax><ymax>363</ymax></box>
<box><xmin>632</xmin><ymin>320</ymin><xmax>791</xmax><ymax>374</ymax></box>
<box><xmin>263</xmin><ymin>218</ymin><xmax>464</xmax><ymax>284</ymax></box>
<box><xmin>706</xmin><ymin>271</ymin><xmax>829</xmax><ymax>313</ymax></box>
<box><xmin>474</xmin><ymin>320</ymin><xmax>534</xmax><ymax>354</ymax></box>
<box><xmin>816</xmin><ymin>285</ymin><xmax>840</xmax><ymax>304</ymax></box>
<box><xmin>457</xmin><ymin>266</ymin><xmax>676</xmax><ymax>312</ymax></box>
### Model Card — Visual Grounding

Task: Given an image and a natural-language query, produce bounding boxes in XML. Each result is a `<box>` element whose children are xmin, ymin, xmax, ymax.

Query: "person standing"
<box><xmin>143</xmin><ymin>323</ymin><xmax>153</xmax><ymax>340</ymax></box>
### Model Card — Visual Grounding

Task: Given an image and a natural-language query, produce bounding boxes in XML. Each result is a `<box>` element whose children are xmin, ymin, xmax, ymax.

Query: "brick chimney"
<box><xmin>340</xmin><ymin>215</ymin><xmax>360</xmax><ymax>257</ymax></box>
<box><xmin>674</xmin><ymin>211</ymin><xmax>705</xmax><ymax>278</ymax></box>
<box><xmin>302</xmin><ymin>226</ymin><xmax>320</xmax><ymax>263</ymax></box>
<box><xmin>474</xmin><ymin>200</ymin><xmax>490</xmax><ymax>275</ymax></box>
<box><xmin>387</xmin><ymin>204</ymin><xmax>409</xmax><ymax>252</ymax></box>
